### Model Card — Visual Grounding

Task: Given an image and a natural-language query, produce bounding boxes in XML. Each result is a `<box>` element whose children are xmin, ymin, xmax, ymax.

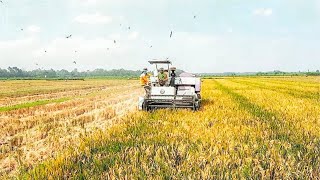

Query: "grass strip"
<box><xmin>0</xmin><ymin>85</ymin><xmax>139</xmax><ymax>113</ymax></box>
<box><xmin>0</xmin><ymin>98</ymin><xmax>70</xmax><ymax>112</ymax></box>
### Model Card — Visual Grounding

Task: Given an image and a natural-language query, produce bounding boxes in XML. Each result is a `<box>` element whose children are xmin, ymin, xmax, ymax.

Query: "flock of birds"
<box><xmin>0</xmin><ymin>0</ymin><xmax>198</xmax><ymax>69</ymax></box>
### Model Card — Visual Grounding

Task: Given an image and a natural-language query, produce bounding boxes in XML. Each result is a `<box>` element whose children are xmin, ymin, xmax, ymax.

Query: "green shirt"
<box><xmin>158</xmin><ymin>72</ymin><xmax>168</xmax><ymax>80</ymax></box>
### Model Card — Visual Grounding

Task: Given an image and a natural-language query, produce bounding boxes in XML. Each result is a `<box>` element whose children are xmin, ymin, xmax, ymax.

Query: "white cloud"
<box><xmin>163</xmin><ymin>32</ymin><xmax>320</xmax><ymax>73</ymax></box>
<box><xmin>0</xmin><ymin>38</ymin><xmax>35</xmax><ymax>49</ymax></box>
<box><xmin>227</xmin><ymin>28</ymin><xmax>233</xmax><ymax>33</ymax></box>
<box><xmin>40</xmin><ymin>36</ymin><xmax>144</xmax><ymax>70</ymax></box>
<box><xmin>74</xmin><ymin>12</ymin><xmax>112</xmax><ymax>25</ymax></box>
<box><xmin>69</xmin><ymin>0</ymin><xmax>102</xmax><ymax>6</ymax></box>
<box><xmin>128</xmin><ymin>32</ymin><xmax>139</xmax><ymax>40</ymax></box>
<box><xmin>317</xmin><ymin>1</ymin><xmax>320</xmax><ymax>16</ymax></box>
<box><xmin>10</xmin><ymin>35</ymin><xmax>141</xmax><ymax>70</ymax></box>
<box><xmin>82</xmin><ymin>0</ymin><xmax>100</xmax><ymax>5</ymax></box>
<box><xmin>108</xmin><ymin>33</ymin><xmax>121</xmax><ymax>40</ymax></box>
<box><xmin>1</xmin><ymin>33</ymin><xmax>319</xmax><ymax>73</ymax></box>
<box><xmin>27</xmin><ymin>25</ymin><xmax>41</xmax><ymax>33</ymax></box>
<box><xmin>0</xmin><ymin>38</ymin><xmax>42</xmax><ymax>69</ymax></box>
<box><xmin>253</xmin><ymin>8</ymin><xmax>273</xmax><ymax>17</ymax></box>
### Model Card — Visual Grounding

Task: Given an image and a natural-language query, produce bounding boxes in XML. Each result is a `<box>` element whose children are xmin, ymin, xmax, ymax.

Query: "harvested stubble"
<box><xmin>0</xmin><ymin>79</ymin><xmax>142</xmax><ymax>176</ymax></box>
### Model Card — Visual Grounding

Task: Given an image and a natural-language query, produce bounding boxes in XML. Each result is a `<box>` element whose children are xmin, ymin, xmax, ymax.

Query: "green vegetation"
<box><xmin>0</xmin><ymin>67</ymin><xmax>142</xmax><ymax>79</ymax></box>
<box><xmin>0</xmin><ymin>98</ymin><xmax>70</xmax><ymax>112</ymax></box>
<box><xmin>200</xmin><ymin>70</ymin><xmax>320</xmax><ymax>77</ymax></box>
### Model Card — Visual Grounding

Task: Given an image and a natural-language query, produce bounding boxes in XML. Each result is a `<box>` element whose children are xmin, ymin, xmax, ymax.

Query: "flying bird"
<box><xmin>44</xmin><ymin>50</ymin><xmax>47</xmax><ymax>53</ymax></box>
<box><xmin>170</xmin><ymin>31</ymin><xmax>173</xmax><ymax>38</ymax></box>
<box><xmin>73</xmin><ymin>61</ymin><xmax>77</xmax><ymax>64</ymax></box>
<box><xmin>150</xmin><ymin>45</ymin><xmax>153</xmax><ymax>48</ymax></box>
<box><xmin>20</xmin><ymin>28</ymin><xmax>24</xmax><ymax>31</ymax></box>
<box><xmin>114</xmin><ymin>40</ymin><xmax>116</xmax><ymax>44</ymax></box>
<box><xmin>194</xmin><ymin>15</ymin><xmax>196</xmax><ymax>19</ymax></box>
<box><xmin>75</xmin><ymin>50</ymin><xmax>77</xmax><ymax>53</ymax></box>
<box><xmin>128</xmin><ymin>26</ymin><xmax>131</xmax><ymax>30</ymax></box>
<box><xmin>66</xmin><ymin>34</ymin><xmax>72</xmax><ymax>39</ymax></box>
<box><xmin>35</xmin><ymin>63</ymin><xmax>39</xmax><ymax>66</ymax></box>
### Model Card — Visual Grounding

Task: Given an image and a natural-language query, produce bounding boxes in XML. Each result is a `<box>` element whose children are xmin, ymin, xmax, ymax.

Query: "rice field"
<box><xmin>0</xmin><ymin>79</ymin><xmax>142</xmax><ymax>176</ymax></box>
<box><xmin>1</xmin><ymin>77</ymin><xmax>320</xmax><ymax>179</ymax></box>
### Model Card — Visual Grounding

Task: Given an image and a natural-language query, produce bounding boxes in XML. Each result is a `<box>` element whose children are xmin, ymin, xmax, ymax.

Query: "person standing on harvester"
<box><xmin>170</xmin><ymin>67</ymin><xmax>177</xmax><ymax>87</ymax></box>
<box><xmin>140</xmin><ymin>68</ymin><xmax>150</xmax><ymax>97</ymax></box>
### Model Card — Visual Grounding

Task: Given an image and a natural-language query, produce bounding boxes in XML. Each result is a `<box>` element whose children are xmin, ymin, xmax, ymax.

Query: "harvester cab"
<box><xmin>138</xmin><ymin>60</ymin><xmax>201</xmax><ymax>111</ymax></box>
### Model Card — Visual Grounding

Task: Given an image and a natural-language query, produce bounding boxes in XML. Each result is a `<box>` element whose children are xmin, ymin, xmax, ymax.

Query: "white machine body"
<box><xmin>138</xmin><ymin>60</ymin><xmax>201</xmax><ymax>111</ymax></box>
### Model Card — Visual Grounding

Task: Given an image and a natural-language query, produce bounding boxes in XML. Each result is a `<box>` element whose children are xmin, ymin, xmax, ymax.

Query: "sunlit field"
<box><xmin>1</xmin><ymin>77</ymin><xmax>320</xmax><ymax>179</ymax></box>
<box><xmin>0</xmin><ymin>79</ymin><xmax>142</xmax><ymax>176</ymax></box>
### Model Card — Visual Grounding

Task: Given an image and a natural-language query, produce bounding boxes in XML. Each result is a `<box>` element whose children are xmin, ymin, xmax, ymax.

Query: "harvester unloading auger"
<box><xmin>138</xmin><ymin>60</ymin><xmax>201</xmax><ymax>111</ymax></box>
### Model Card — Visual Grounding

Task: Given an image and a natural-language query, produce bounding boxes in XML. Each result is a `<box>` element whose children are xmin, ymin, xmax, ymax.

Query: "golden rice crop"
<box><xmin>1</xmin><ymin>77</ymin><xmax>320</xmax><ymax>179</ymax></box>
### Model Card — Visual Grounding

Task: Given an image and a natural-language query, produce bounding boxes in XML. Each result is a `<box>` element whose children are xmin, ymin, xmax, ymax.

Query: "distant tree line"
<box><xmin>200</xmin><ymin>70</ymin><xmax>320</xmax><ymax>77</ymax></box>
<box><xmin>0</xmin><ymin>67</ymin><xmax>142</xmax><ymax>79</ymax></box>
<box><xmin>256</xmin><ymin>70</ymin><xmax>320</xmax><ymax>76</ymax></box>
<box><xmin>1</xmin><ymin>67</ymin><xmax>318</xmax><ymax>79</ymax></box>
<box><xmin>0</xmin><ymin>67</ymin><xmax>186</xmax><ymax>79</ymax></box>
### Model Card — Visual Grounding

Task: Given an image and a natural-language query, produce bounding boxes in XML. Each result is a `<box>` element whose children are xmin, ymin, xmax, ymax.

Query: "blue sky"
<box><xmin>0</xmin><ymin>0</ymin><xmax>319</xmax><ymax>73</ymax></box>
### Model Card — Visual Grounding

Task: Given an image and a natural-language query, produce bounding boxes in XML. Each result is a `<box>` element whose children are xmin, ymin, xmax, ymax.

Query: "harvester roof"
<box><xmin>148</xmin><ymin>60</ymin><xmax>172</xmax><ymax>65</ymax></box>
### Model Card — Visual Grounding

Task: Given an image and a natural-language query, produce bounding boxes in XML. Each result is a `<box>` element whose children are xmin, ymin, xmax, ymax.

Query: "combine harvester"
<box><xmin>139</xmin><ymin>60</ymin><xmax>201</xmax><ymax>111</ymax></box>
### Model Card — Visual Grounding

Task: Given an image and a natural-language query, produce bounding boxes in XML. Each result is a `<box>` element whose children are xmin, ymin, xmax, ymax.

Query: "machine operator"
<box><xmin>158</xmin><ymin>68</ymin><xmax>168</xmax><ymax>86</ymax></box>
